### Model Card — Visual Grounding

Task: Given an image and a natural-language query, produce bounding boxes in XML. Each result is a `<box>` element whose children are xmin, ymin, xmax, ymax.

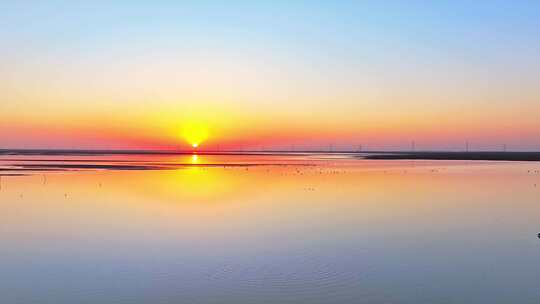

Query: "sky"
<box><xmin>1</xmin><ymin>1</ymin><xmax>540</xmax><ymax>151</ymax></box>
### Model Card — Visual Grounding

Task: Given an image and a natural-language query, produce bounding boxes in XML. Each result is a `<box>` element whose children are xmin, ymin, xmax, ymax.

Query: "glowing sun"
<box><xmin>182</xmin><ymin>121</ymin><xmax>208</xmax><ymax>149</ymax></box>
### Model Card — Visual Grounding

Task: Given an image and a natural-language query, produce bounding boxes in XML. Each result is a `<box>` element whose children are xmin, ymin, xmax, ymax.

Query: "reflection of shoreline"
<box><xmin>1</xmin><ymin>151</ymin><xmax>540</xmax><ymax>176</ymax></box>
<box><xmin>0</xmin><ymin>174</ymin><xmax>29</xmax><ymax>176</ymax></box>
<box><xmin>0</xmin><ymin>162</ymin><xmax>316</xmax><ymax>174</ymax></box>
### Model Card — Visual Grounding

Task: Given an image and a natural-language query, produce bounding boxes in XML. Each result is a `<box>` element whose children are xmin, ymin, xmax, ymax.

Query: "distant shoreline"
<box><xmin>1</xmin><ymin>149</ymin><xmax>540</xmax><ymax>161</ymax></box>
<box><xmin>364</xmin><ymin>152</ymin><xmax>540</xmax><ymax>162</ymax></box>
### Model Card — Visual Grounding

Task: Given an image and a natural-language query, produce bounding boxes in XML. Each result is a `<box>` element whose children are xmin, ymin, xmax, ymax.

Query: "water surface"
<box><xmin>1</xmin><ymin>153</ymin><xmax>539</xmax><ymax>303</ymax></box>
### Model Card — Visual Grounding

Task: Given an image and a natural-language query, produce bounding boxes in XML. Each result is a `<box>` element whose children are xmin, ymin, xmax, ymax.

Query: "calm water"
<box><xmin>1</xmin><ymin>153</ymin><xmax>540</xmax><ymax>303</ymax></box>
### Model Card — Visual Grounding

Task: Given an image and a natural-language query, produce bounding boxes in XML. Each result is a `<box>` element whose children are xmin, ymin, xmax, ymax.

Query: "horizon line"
<box><xmin>1</xmin><ymin>148</ymin><xmax>539</xmax><ymax>154</ymax></box>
